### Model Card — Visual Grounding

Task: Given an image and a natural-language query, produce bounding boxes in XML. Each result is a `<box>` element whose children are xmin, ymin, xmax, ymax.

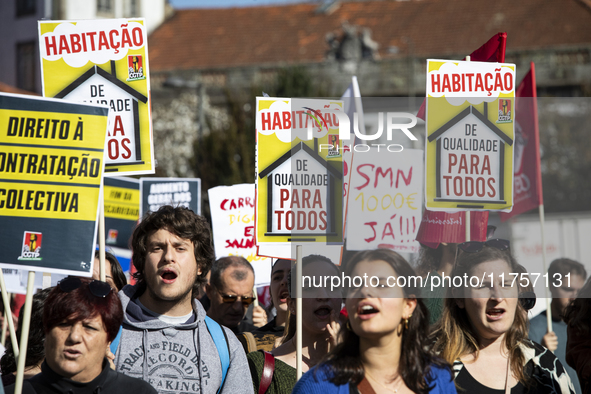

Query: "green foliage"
<box><xmin>274</xmin><ymin>66</ymin><xmax>315</xmax><ymax>98</ymax></box>
<box><xmin>192</xmin><ymin>67</ymin><xmax>319</xmax><ymax>219</ymax></box>
<box><xmin>191</xmin><ymin>92</ymin><xmax>255</xmax><ymax>220</ymax></box>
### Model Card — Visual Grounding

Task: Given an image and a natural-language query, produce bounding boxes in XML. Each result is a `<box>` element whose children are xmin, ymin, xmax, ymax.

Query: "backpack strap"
<box><xmin>205</xmin><ymin>316</ymin><xmax>231</xmax><ymax>394</ymax></box>
<box><xmin>109</xmin><ymin>325</ymin><xmax>123</xmax><ymax>355</ymax></box>
<box><xmin>258</xmin><ymin>350</ymin><xmax>275</xmax><ymax>394</ymax></box>
<box><xmin>243</xmin><ymin>331</ymin><xmax>258</xmax><ymax>353</ymax></box>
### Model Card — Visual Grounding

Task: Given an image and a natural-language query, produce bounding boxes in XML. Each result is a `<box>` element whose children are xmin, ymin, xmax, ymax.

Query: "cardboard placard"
<box><xmin>103</xmin><ymin>176</ymin><xmax>139</xmax><ymax>249</ymax></box>
<box><xmin>208</xmin><ymin>184</ymin><xmax>271</xmax><ymax>287</ymax></box>
<box><xmin>347</xmin><ymin>148</ymin><xmax>423</xmax><ymax>253</ymax></box>
<box><xmin>425</xmin><ymin>59</ymin><xmax>515</xmax><ymax>212</ymax></box>
<box><xmin>0</xmin><ymin>93</ymin><xmax>108</xmax><ymax>275</ymax></box>
<box><xmin>38</xmin><ymin>18</ymin><xmax>154</xmax><ymax>176</ymax></box>
<box><xmin>255</xmin><ymin>97</ymin><xmax>344</xmax><ymax>253</ymax></box>
<box><xmin>140</xmin><ymin>177</ymin><xmax>201</xmax><ymax>217</ymax></box>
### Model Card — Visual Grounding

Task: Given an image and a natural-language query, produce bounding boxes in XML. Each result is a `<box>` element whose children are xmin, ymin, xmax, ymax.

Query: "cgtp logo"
<box><xmin>127</xmin><ymin>55</ymin><xmax>145</xmax><ymax>82</ymax></box>
<box><xmin>497</xmin><ymin>98</ymin><xmax>512</xmax><ymax>123</ymax></box>
<box><xmin>18</xmin><ymin>231</ymin><xmax>43</xmax><ymax>261</ymax></box>
<box><xmin>107</xmin><ymin>229</ymin><xmax>119</xmax><ymax>244</ymax></box>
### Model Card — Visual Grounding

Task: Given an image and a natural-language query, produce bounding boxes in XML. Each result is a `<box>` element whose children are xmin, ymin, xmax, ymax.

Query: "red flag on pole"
<box><xmin>417</xmin><ymin>32</ymin><xmax>507</xmax><ymax>119</ymax></box>
<box><xmin>499</xmin><ymin>62</ymin><xmax>543</xmax><ymax>221</ymax></box>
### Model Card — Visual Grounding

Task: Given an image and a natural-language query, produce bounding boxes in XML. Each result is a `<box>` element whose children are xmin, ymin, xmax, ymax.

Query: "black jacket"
<box><xmin>5</xmin><ymin>359</ymin><xmax>157</xmax><ymax>394</ymax></box>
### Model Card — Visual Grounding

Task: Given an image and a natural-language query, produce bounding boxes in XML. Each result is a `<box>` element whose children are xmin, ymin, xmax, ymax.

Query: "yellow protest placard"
<box><xmin>103</xmin><ymin>177</ymin><xmax>139</xmax><ymax>249</ymax></box>
<box><xmin>38</xmin><ymin>19</ymin><xmax>154</xmax><ymax>176</ymax></box>
<box><xmin>0</xmin><ymin>93</ymin><xmax>108</xmax><ymax>275</ymax></box>
<box><xmin>425</xmin><ymin>59</ymin><xmax>515</xmax><ymax>212</ymax></box>
<box><xmin>255</xmin><ymin>97</ymin><xmax>344</xmax><ymax>247</ymax></box>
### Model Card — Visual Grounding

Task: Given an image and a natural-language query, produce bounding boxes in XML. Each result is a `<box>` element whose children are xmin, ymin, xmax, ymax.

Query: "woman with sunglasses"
<box><xmin>5</xmin><ymin>277</ymin><xmax>157</xmax><ymax>394</ymax></box>
<box><xmin>247</xmin><ymin>255</ymin><xmax>341</xmax><ymax>394</ymax></box>
<box><xmin>432</xmin><ymin>241</ymin><xmax>575</xmax><ymax>394</ymax></box>
<box><xmin>293</xmin><ymin>249</ymin><xmax>455</xmax><ymax>394</ymax></box>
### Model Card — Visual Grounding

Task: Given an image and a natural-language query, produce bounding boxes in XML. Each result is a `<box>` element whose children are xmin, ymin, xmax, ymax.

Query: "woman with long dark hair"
<box><xmin>247</xmin><ymin>255</ymin><xmax>341</xmax><ymax>393</ymax></box>
<box><xmin>293</xmin><ymin>249</ymin><xmax>455</xmax><ymax>394</ymax></box>
<box><xmin>432</xmin><ymin>240</ymin><xmax>574</xmax><ymax>393</ymax></box>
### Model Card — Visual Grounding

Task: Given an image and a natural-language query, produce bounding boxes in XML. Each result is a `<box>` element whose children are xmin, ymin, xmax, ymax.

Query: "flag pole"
<box><xmin>528</xmin><ymin>61</ymin><xmax>552</xmax><ymax>332</ymax></box>
<box><xmin>99</xmin><ymin>194</ymin><xmax>106</xmax><ymax>282</ymax></box>
<box><xmin>253</xmin><ymin>287</ymin><xmax>259</xmax><ymax>308</ymax></box>
<box><xmin>14</xmin><ymin>271</ymin><xmax>35</xmax><ymax>394</ymax></box>
<box><xmin>1</xmin><ymin>311</ymin><xmax>7</xmax><ymax>347</ymax></box>
<box><xmin>539</xmin><ymin>204</ymin><xmax>552</xmax><ymax>332</ymax></box>
<box><xmin>0</xmin><ymin>270</ymin><xmax>18</xmax><ymax>357</ymax></box>
<box><xmin>296</xmin><ymin>245</ymin><xmax>303</xmax><ymax>380</ymax></box>
<box><xmin>465</xmin><ymin>56</ymin><xmax>471</xmax><ymax>243</ymax></box>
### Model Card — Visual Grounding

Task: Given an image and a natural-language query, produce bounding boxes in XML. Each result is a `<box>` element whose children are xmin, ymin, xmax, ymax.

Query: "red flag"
<box><xmin>415</xmin><ymin>209</ymin><xmax>489</xmax><ymax>249</ymax></box>
<box><xmin>417</xmin><ymin>32</ymin><xmax>507</xmax><ymax>119</ymax></box>
<box><xmin>499</xmin><ymin>62</ymin><xmax>542</xmax><ymax>221</ymax></box>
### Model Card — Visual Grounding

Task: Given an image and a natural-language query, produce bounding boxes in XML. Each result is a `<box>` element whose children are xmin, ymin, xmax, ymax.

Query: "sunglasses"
<box><xmin>457</xmin><ymin>239</ymin><xmax>510</xmax><ymax>253</ymax></box>
<box><xmin>220</xmin><ymin>293</ymin><xmax>255</xmax><ymax>306</ymax></box>
<box><xmin>519</xmin><ymin>291</ymin><xmax>536</xmax><ymax>311</ymax></box>
<box><xmin>58</xmin><ymin>277</ymin><xmax>112</xmax><ymax>298</ymax></box>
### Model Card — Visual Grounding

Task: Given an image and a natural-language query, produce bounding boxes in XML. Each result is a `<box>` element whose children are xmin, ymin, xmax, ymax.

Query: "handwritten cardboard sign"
<box><xmin>347</xmin><ymin>148</ymin><xmax>423</xmax><ymax>253</ymax></box>
<box><xmin>209</xmin><ymin>184</ymin><xmax>271</xmax><ymax>287</ymax></box>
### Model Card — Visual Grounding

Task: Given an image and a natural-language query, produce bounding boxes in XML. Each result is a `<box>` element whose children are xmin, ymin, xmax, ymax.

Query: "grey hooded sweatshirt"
<box><xmin>114</xmin><ymin>284</ymin><xmax>254</xmax><ymax>394</ymax></box>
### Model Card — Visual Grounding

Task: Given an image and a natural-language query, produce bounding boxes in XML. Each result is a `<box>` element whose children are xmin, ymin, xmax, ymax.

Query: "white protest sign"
<box><xmin>1</xmin><ymin>269</ymin><xmax>43</xmax><ymax>295</ymax></box>
<box><xmin>347</xmin><ymin>148</ymin><xmax>423</xmax><ymax>252</ymax></box>
<box><xmin>208</xmin><ymin>184</ymin><xmax>271</xmax><ymax>287</ymax></box>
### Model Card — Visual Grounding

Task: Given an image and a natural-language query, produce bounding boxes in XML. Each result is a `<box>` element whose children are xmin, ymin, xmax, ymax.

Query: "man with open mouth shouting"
<box><xmin>113</xmin><ymin>205</ymin><xmax>253</xmax><ymax>394</ymax></box>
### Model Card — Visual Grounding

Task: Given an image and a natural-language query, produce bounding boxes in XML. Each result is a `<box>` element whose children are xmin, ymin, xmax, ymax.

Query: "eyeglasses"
<box><xmin>58</xmin><ymin>277</ymin><xmax>112</xmax><ymax>298</ymax></box>
<box><xmin>220</xmin><ymin>293</ymin><xmax>255</xmax><ymax>306</ymax></box>
<box><xmin>457</xmin><ymin>239</ymin><xmax>510</xmax><ymax>253</ymax></box>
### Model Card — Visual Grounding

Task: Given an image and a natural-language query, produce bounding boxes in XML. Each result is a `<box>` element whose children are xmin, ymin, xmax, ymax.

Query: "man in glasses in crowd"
<box><xmin>113</xmin><ymin>205</ymin><xmax>253</xmax><ymax>394</ymax></box>
<box><xmin>206</xmin><ymin>256</ymin><xmax>263</xmax><ymax>335</ymax></box>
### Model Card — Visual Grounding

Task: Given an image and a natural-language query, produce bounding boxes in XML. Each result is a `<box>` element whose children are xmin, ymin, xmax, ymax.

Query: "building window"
<box><xmin>97</xmin><ymin>0</ymin><xmax>113</xmax><ymax>13</ymax></box>
<box><xmin>130</xmin><ymin>0</ymin><xmax>138</xmax><ymax>16</ymax></box>
<box><xmin>16</xmin><ymin>0</ymin><xmax>36</xmax><ymax>17</ymax></box>
<box><xmin>16</xmin><ymin>42</ymin><xmax>36</xmax><ymax>92</ymax></box>
<box><xmin>125</xmin><ymin>0</ymin><xmax>139</xmax><ymax>16</ymax></box>
<box><xmin>51</xmin><ymin>0</ymin><xmax>63</xmax><ymax>20</ymax></box>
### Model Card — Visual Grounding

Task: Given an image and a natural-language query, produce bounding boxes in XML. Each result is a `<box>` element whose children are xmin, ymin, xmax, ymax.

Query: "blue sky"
<box><xmin>169</xmin><ymin>0</ymin><xmax>305</xmax><ymax>8</ymax></box>
<box><xmin>169</xmin><ymin>0</ymin><xmax>308</xmax><ymax>8</ymax></box>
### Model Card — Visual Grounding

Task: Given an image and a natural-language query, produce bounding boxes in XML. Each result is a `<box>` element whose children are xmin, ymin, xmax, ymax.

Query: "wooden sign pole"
<box><xmin>14</xmin><ymin>271</ymin><xmax>35</xmax><ymax>394</ymax></box>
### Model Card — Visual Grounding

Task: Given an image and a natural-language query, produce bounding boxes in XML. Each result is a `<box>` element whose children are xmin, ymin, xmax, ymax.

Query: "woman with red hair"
<box><xmin>5</xmin><ymin>277</ymin><xmax>156</xmax><ymax>394</ymax></box>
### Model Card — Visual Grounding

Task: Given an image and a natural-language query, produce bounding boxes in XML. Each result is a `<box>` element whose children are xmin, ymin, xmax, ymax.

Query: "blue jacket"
<box><xmin>292</xmin><ymin>363</ymin><xmax>457</xmax><ymax>393</ymax></box>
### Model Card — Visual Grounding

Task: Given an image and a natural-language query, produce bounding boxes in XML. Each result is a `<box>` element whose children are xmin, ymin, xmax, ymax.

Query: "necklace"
<box><xmin>364</xmin><ymin>369</ymin><xmax>402</xmax><ymax>393</ymax></box>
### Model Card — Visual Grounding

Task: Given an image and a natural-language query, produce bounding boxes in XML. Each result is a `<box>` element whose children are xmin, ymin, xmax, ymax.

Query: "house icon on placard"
<box><xmin>427</xmin><ymin>104</ymin><xmax>513</xmax><ymax>208</ymax></box>
<box><xmin>258</xmin><ymin>141</ymin><xmax>342</xmax><ymax>241</ymax></box>
<box><xmin>54</xmin><ymin>63</ymin><xmax>148</xmax><ymax>172</ymax></box>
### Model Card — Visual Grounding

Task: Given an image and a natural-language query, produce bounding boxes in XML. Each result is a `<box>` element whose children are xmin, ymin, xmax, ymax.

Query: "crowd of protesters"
<box><xmin>0</xmin><ymin>205</ymin><xmax>589</xmax><ymax>393</ymax></box>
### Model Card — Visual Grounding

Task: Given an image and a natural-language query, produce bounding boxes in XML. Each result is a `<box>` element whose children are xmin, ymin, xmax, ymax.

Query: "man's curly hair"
<box><xmin>131</xmin><ymin>205</ymin><xmax>215</xmax><ymax>298</ymax></box>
